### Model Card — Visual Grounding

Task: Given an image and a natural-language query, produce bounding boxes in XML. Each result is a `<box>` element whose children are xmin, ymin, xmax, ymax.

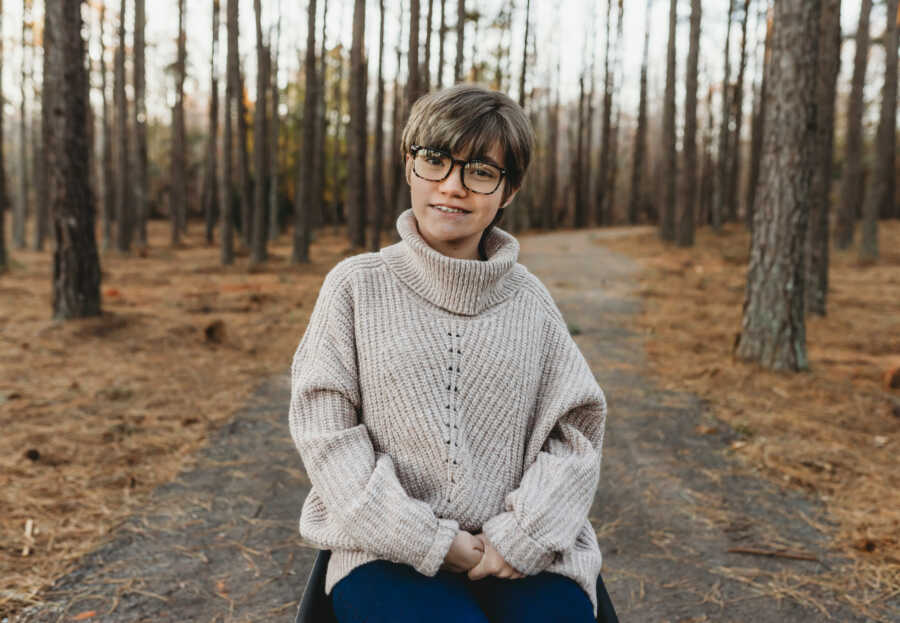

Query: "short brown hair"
<box><xmin>401</xmin><ymin>84</ymin><xmax>534</xmax><ymax>202</ymax></box>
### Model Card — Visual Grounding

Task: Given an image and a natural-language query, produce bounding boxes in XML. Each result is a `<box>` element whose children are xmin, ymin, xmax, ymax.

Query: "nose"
<box><xmin>437</xmin><ymin>162</ymin><xmax>467</xmax><ymax>196</ymax></box>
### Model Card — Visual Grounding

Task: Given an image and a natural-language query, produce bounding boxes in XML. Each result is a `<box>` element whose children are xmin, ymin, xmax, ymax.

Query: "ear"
<box><xmin>405</xmin><ymin>154</ymin><xmax>413</xmax><ymax>185</ymax></box>
<box><xmin>501</xmin><ymin>186</ymin><xmax>520</xmax><ymax>209</ymax></box>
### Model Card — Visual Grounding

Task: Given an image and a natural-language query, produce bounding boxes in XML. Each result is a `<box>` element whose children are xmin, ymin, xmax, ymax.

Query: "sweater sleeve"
<box><xmin>481</xmin><ymin>305</ymin><xmax>606</xmax><ymax>575</ymax></box>
<box><xmin>288</xmin><ymin>261</ymin><xmax>459</xmax><ymax>576</ymax></box>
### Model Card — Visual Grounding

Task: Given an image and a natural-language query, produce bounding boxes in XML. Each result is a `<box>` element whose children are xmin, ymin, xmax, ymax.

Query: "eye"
<box><xmin>422</xmin><ymin>149</ymin><xmax>447</xmax><ymax>166</ymax></box>
<box><xmin>468</xmin><ymin>163</ymin><xmax>499</xmax><ymax>179</ymax></box>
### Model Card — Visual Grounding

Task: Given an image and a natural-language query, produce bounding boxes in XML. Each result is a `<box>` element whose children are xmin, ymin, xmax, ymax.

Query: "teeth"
<box><xmin>434</xmin><ymin>205</ymin><xmax>466</xmax><ymax>214</ymax></box>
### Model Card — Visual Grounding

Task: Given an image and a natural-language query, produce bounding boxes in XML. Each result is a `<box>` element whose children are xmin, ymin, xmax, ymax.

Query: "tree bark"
<box><xmin>746</xmin><ymin>7</ymin><xmax>772</xmax><ymax>231</ymax></box>
<box><xmin>98</xmin><ymin>2</ymin><xmax>114</xmax><ymax>250</ymax></box>
<box><xmin>409</xmin><ymin>0</ymin><xmax>421</xmax><ymax>103</ymax></box>
<box><xmin>454</xmin><ymin>0</ymin><xmax>465</xmax><ymax>83</ymax></box>
<box><xmin>544</xmin><ymin>77</ymin><xmax>559</xmax><ymax>230</ymax></box>
<box><xmin>606</xmin><ymin>0</ymin><xmax>624</xmax><ymax>224</ymax></box>
<box><xmin>736</xmin><ymin>0</ymin><xmax>821</xmax><ymax>372</ymax></box>
<box><xmin>220</xmin><ymin>0</ymin><xmax>238</xmax><ymax>265</ymax></box>
<box><xmin>134</xmin><ymin>0</ymin><xmax>148</xmax><ymax>246</ymax></box>
<box><xmin>14</xmin><ymin>0</ymin><xmax>30</xmax><ymax>250</ymax></box>
<box><xmin>114</xmin><ymin>0</ymin><xmax>131</xmax><ymax>252</ymax></box>
<box><xmin>389</xmin><ymin>3</ymin><xmax>405</xmax><ymax>234</ymax></box>
<box><xmin>250</xmin><ymin>0</ymin><xmax>269</xmax><ymax>264</ymax></box>
<box><xmin>835</xmin><ymin>0</ymin><xmax>871</xmax><ymax>249</ymax></box>
<box><xmin>805</xmin><ymin>0</ymin><xmax>841</xmax><ymax>315</ymax></box>
<box><xmin>518</xmin><ymin>0</ymin><xmax>530</xmax><ymax>108</ymax></box>
<box><xmin>170</xmin><ymin>0</ymin><xmax>187</xmax><ymax>245</ymax></box>
<box><xmin>698</xmin><ymin>84</ymin><xmax>715</xmax><ymax>227</ymax></box>
<box><xmin>596</xmin><ymin>0</ymin><xmax>613</xmax><ymax>226</ymax></box>
<box><xmin>423</xmin><ymin>0</ymin><xmax>434</xmax><ymax>92</ymax></box>
<box><xmin>237</xmin><ymin>71</ymin><xmax>253</xmax><ymax>245</ymax></box>
<box><xmin>372</xmin><ymin>0</ymin><xmax>386</xmax><ymax>251</ymax></box>
<box><xmin>313</xmin><ymin>0</ymin><xmax>328</xmax><ymax>230</ymax></box>
<box><xmin>45</xmin><ymin>0</ymin><xmax>102</xmax><ymax>318</ymax></box>
<box><xmin>292</xmin><ymin>0</ymin><xmax>317</xmax><ymax>263</ymax></box>
<box><xmin>859</xmin><ymin>0</ymin><xmax>898</xmax><ymax>261</ymax></box>
<box><xmin>0</xmin><ymin>0</ymin><xmax>10</xmax><ymax>272</ymax></box>
<box><xmin>348</xmin><ymin>0</ymin><xmax>367</xmax><ymax>248</ymax></box>
<box><xmin>268</xmin><ymin>10</ymin><xmax>282</xmax><ymax>242</ymax></box>
<box><xmin>203</xmin><ymin>0</ymin><xmax>220</xmax><ymax>245</ymax></box>
<box><xmin>574</xmin><ymin>73</ymin><xmax>586</xmax><ymax>228</ymax></box>
<box><xmin>714</xmin><ymin>0</ymin><xmax>736</xmax><ymax>232</ymax></box>
<box><xmin>726</xmin><ymin>0</ymin><xmax>751</xmax><ymax>223</ymax></box>
<box><xmin>628</xmin><ymin>0</ymin><xmax>651</xmax><ymax>225</ymax></box>
<box><xmin>678</xmin><ymin>0</ymin><xmax>701</xmax><ymax>247</ymax></box>
<box><xmin>660</xmin><ymin>0</ymin><xmax>677</xmax><ymax>241</ymax></box>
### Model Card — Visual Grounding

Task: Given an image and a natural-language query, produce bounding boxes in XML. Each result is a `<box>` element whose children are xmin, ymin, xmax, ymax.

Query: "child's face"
<box><xmin>406</xmin><ymin>142</ymin><xmax>517</xmax><ymax>260</ymax></box>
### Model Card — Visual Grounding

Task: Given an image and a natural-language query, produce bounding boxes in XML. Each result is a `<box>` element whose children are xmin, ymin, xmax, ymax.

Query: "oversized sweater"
<box><xmin>289</xmin><ymin>208</ymin><xmax>607</xmax><ymax>615</ymax></box>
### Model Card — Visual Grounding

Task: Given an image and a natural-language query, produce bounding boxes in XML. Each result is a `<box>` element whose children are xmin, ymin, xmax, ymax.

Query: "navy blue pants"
<box><xmin>331</xmin><ymin>560</ymin><xmax>596</xmax><ymax>623</ymax></box>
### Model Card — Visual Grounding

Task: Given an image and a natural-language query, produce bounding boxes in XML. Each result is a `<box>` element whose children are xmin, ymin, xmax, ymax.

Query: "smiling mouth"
<box><xmin>431</xmin><ymin>204</ymin><xmax>471</xmax><ymax>214</ymax></box>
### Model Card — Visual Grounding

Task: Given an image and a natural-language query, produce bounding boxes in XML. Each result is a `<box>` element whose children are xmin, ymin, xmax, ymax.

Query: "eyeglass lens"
<box><xmin>413</xmin><ymin>148</ymin><xmax>502</xmax><ymax>194</ymax></box>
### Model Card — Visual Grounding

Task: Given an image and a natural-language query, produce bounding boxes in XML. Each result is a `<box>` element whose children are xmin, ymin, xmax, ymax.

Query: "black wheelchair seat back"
<box><xmin>295</xmin><ymin>549</ymin><xmax>619</xmax><ymax>623</ymax></box>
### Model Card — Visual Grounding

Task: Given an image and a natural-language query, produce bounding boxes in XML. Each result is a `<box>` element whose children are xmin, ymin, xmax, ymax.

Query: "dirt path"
<box><xmin>16</xmin><ymin>228</ymin><xmax>871</xmax><ymax>623</ymax></box>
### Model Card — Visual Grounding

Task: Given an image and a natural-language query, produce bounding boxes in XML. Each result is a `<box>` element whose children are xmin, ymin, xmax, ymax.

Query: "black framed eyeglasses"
<box><xmin>409</xmin><ymin>145</ymin><xmax>507</xmax><ymax>195</ymax></box>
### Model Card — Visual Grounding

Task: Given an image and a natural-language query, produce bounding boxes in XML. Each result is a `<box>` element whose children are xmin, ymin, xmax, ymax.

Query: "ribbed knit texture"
<box><xmin>289</xmin><ymin>208</ymin><xmax>607</xmax><ymax>616</ymax></box>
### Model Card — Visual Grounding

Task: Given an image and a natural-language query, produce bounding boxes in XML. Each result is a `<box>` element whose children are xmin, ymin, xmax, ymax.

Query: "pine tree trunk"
<box><xmin>606</xmin><ymin>0</ymin><xmax>624</xmax><ymax>223</ymax></box>
<box><xmin>518</xmin><ymin>0</ymin><xmax>530</xmax><ymax>108</ymax></box>
<box><xmin>237</xmin><ymin>71</ymin><xmax>253</xmax><ymax>244</ymax></box>
<box><xmin>736</xmin><ymin>0</ymin><xmax>821</xmax><ymax>372</ymax></box>
<box><xmin>859</xmin><ymin>0</ymin><xmax>897</xmax><ymax>261</ymax></box>
<box><xmin>698</xmin><ymin>85</ymin><xmax>716</xmax><ymax>227</ymax></box>
<box><xmin>409</xmin><ymin>0</ymin><xmax>421</xmax><ymax>104</ymax></box>
<box><xmin>292</xmin><ymin>0</ymin><xmax>317</xmax><ymax>263</ymax></box>
<box><xmin>45</xmin><ymin>0</ymin><xmax>101</xmax><ymax>318</ymax></box>
<box><xmin>835</xmin><ymin>0</ymin><xmax>871</xmax><ymax>249</ymax></box>
<box><xmin>678</xmin><ymin>0</ymin><xmax>701</xmax><ymax>247</ymax></box>
<box><xmin>98</xmin><ymin>3</ymin><xmax>114</xmax><ymax>250</ymax></box>
<box><xmin>454</xmin><ymin>0</ymin><xmax>465</xmax><ymax>83</ymax></box>
<box><xmin>170</xmin><ymin>0</ymin><xmax>187</xmax><ymax>245</ymax></box>
<box><xmin>221</xmin><ymin>0</ymin><xmax>238</xmax><ymax>265</ymax></box>
<box><xmin>423</xmin><ymin>0</ymin><xmax>434</xmax><ymax>92</ymax></box>
<box><xmin>437</xmin><ymin>0</ymin><xmax>446</xmax><ymax>88</ymax></box>
<box><xmin>134</xmin><ymin>0</ymin><xmax>148</xmax><ymax>246</ymax></box>
<box><xmin>250</xmin><ymin>0</ymin><xmax>269</xmax><ymax>264</ymax></box>
<box><xmin>574</xmin><ymin>73</ymin><xmax>586</xmax><ymax>228</ymax></box>
<box><xmin>32</xmin><ymin>96</ymin><xmax>47</xmax><ymax>250</ymax></box>
<box><xmin>372</xmin><ymin>0</ymin><xmax>386</xmax><ymax>251</ymax></box>
<box><xmin>348</xmin><ymin>0</ymin><xmax>367</xmax><ymax>248</ymax></box>
<box><xmin>0</xmin><ymin>0</ymin><xmax>9</xmax><ymax>272</ymax></box>
<box><xmin>114</xmin><ymin>0</ymin><xmax>131</xmax><ymax>252</ymax></box>
<box><xmin>313</xmin><ymin>0</ymin><xmax>328</xmax><ymax>230</ymax></box>
<box><xmin>660</xmin><ymin>0</ymin><xmax>677</xmax><ymax>241</ymax></box>
<box><xmin>714</xmin><ymin>0</ymin><xmax>736</xmax><ymax>232</ymax></box>
<box><xmin>544</xmin><ymin>83</ymin><xmax>559</xmax><ymax>230</ymax></box>
<box><xmin>14</xmin><ymin>0</ymin><xmax>29</xmax><ymax>250</ymax></box>
<box><xmin>268</xmin><ymin>13</ymin><xmax>281</xmax><ymax>242</ymax></box>
<box><xmin>726</xmin><ymin>0</ymin><xmax>750</xmax><ymax>223</ymax></box>
<box><xmin>805</xmin><ymin>0</ymin><xmax>841</xmax><ymax>314</ymax></box>
<box><xmin>389</xmin><ymin>4</ymin><xmax>405</xmax><ymax>234</ymax></box>
<box><xmin>204</xmin><ymin>0</ymin><xmax>220</xmax><ymax>245</ymax></box>
<box><xmin>746</xmin><ymin>8</ymin><xmax>772</xmax><ymax>231</ymax></box>
<box><xmin>595</xmin><ymin>0</ymin><xmax>612</xmax><ymax>226</ymax></box>
<box><xmin>628</xmin><ymin>0</ymin><xmax>651</xmax><ymax>225</ymax></box>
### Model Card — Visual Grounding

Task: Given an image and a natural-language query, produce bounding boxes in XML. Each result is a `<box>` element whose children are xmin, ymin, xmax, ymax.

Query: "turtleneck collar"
<box><xmin>380</xmin><ymin>209</ymin><xmax>525</xmax><ymax>316</ymax></box>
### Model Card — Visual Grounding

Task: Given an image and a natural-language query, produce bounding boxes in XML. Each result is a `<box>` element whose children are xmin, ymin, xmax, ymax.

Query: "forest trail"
<box><xmin>17</xmin><ymin>227</ymin><xmax>870</xmax><ymax>623</ymax></box>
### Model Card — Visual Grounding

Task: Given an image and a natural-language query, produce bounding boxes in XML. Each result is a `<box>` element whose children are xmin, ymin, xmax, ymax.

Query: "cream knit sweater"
<box><xmin>289</xmin><ymin>208</ymin><xmax>607</xmax><ymax>615</ymax></box>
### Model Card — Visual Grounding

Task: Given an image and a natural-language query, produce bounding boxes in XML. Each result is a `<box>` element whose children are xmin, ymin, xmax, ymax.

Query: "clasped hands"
<box><xmin>441</xmin><ymin>530</ymin><xmax>525</xmax><ymax>580</ymax></box>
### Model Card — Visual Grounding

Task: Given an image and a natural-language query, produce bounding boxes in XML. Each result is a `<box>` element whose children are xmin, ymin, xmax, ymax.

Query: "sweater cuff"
<box><xmin>482</xmin><ymin>512</ymin><xmax>555</xmax><ymax>575</ymax></box>
<box><xmin>414</xmin><ymin>518</ymin><xmax>459</xmax><ymax>576</ymax></box>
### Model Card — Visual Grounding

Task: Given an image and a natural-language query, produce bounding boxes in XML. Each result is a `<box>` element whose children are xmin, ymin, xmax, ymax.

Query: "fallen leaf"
<box><xmin>695</xmin><ymin>425</ymin><xmax>719</xmax><ymax>435</ymax></box>
<box><xmin>73</xmin><ymin>610</ymin><xmax>96</xmax><ymax>620</ymax></box>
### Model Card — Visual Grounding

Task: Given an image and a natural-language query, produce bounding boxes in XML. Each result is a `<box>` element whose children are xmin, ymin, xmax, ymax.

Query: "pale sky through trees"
<box><xmin>0</xmin><ymin>1</ymin><xmax>879</xmax><ymax>129</ymax></box>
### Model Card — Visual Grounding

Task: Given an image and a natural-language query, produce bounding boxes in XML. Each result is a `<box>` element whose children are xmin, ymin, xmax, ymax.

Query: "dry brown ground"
<box><xmin>2</xmin><ymin>217</ymin><xmax>898</xmax><ymax>619</ymax></box>
<box><xmin>0</xmin><ymin>219</ymin><xmax>368</xmax><ymax>618</ymax></box>
<box><xmin>600</xmin><ymin>221</ymin><xmax>900</xmax><ymax>615</ymax></box>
